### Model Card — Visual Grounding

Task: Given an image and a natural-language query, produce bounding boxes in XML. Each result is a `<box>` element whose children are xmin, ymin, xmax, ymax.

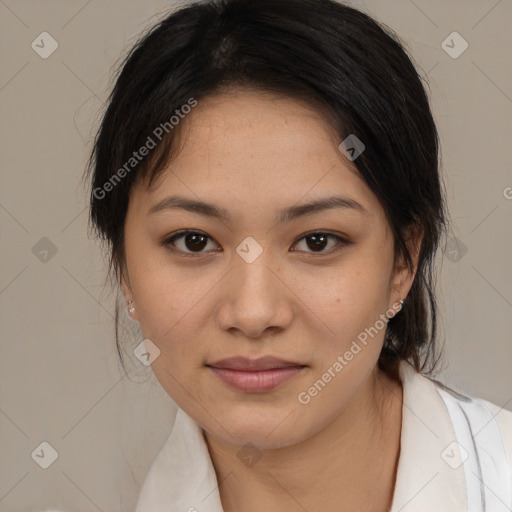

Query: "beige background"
<box><xmin>1</xmin><ymin>0</ymin><xmax>511</xmax><ymax>510</ymax></box>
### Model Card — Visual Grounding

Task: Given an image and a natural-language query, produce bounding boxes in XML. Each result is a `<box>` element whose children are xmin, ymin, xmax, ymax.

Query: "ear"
<box><xmin>120</xmin><ymin>267</ymin><xmax>139</xmax><ymax>322</ymax></box>
<box><xmin>389</xmin><ymin>223</ymin><xmax>423</xmax><ymax>307</ymax></box>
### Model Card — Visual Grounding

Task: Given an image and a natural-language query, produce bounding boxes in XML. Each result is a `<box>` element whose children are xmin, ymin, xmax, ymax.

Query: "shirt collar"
<box><xmin>135</xmin><ymin>405</ymin><xmax>224</xmax><ymax>512</ymax></box>
<box><xmin>390</xmin><ymin>360</ymin><xmax>467</xmax><ymax>511</ymax></box>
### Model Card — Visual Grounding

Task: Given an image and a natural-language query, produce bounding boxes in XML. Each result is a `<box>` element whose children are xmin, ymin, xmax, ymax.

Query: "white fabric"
<box><xmin>388</xmin><ymin>362</ymin><xmax>512</xmax><ymax>512</ymax></box>
<box><xmin>437</xmin><ymin>387</ymin><xmax>511</xmax><ymax>511</ymax></box>
<box><xmin>135</xmin><ymin>360</ymin><xmax>512</xmax><ymax>512</ymax></box>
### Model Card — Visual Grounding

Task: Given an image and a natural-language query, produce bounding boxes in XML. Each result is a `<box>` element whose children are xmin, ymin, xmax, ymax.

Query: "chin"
<box><xmin>205</xmin><ymin>403</ymin><xmax>303</xmax><ymax>449</ymax></box>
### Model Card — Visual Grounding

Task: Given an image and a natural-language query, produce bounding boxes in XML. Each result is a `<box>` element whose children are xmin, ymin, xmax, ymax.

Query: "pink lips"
<box><xmin>207</xmin><ymin>356</ymin><xmax>306</xmax><ymax>392</ymax></box>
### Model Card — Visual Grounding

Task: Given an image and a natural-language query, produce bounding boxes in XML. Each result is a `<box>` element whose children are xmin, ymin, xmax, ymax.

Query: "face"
<box><xmin>121</xmin><ymin>89</ymin><xmax>415</xmax><ymax>450</ymax></box>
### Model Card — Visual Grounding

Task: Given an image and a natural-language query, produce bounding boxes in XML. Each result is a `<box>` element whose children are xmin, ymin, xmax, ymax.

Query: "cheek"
<box><xmin>134</xmin><ymin>272</ymin><xmax>208</xmax><ymax>346</ymax></box>
<box><xmin>127</xmin><ymin>256</ymin><xmax>228</xmax><ymax>371</ymax></box>
<box><xmin>125</xmin><ymin>235</ymin><xmax>205</xmax><ymax>326</ymax></box>
<box><xmin>131</xmin><ymin>263</ymin><xmax>212</xmax><ymax>403</ymax></box>
<box><xmin>295</xmin><ymin>252</ymin><xmax>393</xmax><ymax>343</ymax></box>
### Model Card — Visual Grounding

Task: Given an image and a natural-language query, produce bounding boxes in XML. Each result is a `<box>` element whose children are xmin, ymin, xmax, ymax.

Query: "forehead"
<box><xmin>133</xmin><ymin>89</ymin><xmax>384</xmax><ymax>222</ymax></box>
<box><xmin>171</xmin><ymin>89</ymin><xmax>339</xmax><ymax>165</ymax></box>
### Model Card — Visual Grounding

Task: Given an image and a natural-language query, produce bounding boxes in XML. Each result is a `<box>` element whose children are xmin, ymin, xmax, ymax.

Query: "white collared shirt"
<box><xmin>135</xmin><ymin>360</ymin><xmax>512</xmax><ymax>511</ymax></box>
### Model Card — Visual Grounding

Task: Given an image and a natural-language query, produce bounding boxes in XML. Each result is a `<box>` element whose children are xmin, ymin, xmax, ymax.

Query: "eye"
<box><xmin>291</xmin><ymin>232</ymin><xmax>348</xmax><ymax>255</ymax></box>
<box><xmin>161</xmin><ymin>230</ymin><xmax>349</xmax><ymax>257</ymax></box>
<box><xmin>162</xmin><ymin>230</ymin><xmax>220</xmax><ymax>256</ymax></box>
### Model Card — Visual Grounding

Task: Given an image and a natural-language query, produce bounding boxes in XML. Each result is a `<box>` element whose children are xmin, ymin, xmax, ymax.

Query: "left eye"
<box><xmin>292</xmin><ymin>232</ymin><xmax>347</xmax><ymax>254</ymax></box>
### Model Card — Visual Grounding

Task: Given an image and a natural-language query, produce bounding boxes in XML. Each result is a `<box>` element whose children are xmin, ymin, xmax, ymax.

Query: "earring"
<box><xmin>127</xmin><ymin>300</ymin><xmax>135</xmax><ymax>314</ymax></box>
<box><xmin>399</xmin><ymin>298</ymin><xmax>404</xmax><ymax>310</ymax></box>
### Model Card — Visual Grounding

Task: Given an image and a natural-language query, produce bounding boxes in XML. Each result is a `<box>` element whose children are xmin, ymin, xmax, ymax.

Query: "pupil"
<box><xmin>308</xmin><ymin>233</ymin><xmax>327</xmax><ymax>251</ymax></box>
<box><xmin>186</xmin><ymin>233</ymin><xmax>208</xmax><ymax>251</ymax></box>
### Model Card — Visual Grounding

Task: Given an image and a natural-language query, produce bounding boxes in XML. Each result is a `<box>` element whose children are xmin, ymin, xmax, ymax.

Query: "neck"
<box><xmin>204</xmin><ymin>365</ymin><xmax>403</xmax><ymax>512</ymax></box>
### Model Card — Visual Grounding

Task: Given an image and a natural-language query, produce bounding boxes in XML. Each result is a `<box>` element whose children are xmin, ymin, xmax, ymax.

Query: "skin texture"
<box><xmin>121</xmin><ymin>89</ymin><xmax>420</xmax><ymax>511</ymax></box>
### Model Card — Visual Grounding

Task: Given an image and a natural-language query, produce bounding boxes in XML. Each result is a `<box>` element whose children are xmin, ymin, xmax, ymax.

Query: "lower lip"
<box><xmin>208</xmin><ymin>366</ymin><xmax>305</xmax><ymax>392</ymax></box>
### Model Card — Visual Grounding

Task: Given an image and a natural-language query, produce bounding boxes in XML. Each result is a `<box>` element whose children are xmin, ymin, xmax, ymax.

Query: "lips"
<box><xmin>206</xmin><ymin>356</ymin><xmax>306</xmax><ymax>392</ymax></box>
<box><xmin>208</xmin><ymin>356</ymin><xmax>305</xmax><ymax>371</ymax></box>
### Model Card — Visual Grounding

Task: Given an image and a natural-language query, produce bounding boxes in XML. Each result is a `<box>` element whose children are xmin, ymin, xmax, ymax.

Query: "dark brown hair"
<box><xmin>86</xmin><ymin>0</ymin><xmax>447</xmax><ymax>376</ymax></box>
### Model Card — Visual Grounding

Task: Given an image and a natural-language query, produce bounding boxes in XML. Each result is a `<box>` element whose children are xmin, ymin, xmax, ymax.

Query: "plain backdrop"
<box><xmin>1</xmin><ymin>0</ymin><xmax>511</xmax><ymax>510</ymax></box>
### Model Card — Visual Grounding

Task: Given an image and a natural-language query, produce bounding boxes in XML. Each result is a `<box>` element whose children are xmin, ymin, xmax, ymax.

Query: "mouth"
<box><xmin>206</xmin><ymin>356</ymin><xmax>307</xmax><ymax>392</ymax></box>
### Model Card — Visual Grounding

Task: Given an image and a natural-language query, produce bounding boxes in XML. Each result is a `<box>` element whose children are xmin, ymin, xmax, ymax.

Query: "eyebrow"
<box><xmin>147</xmin><ymin>194</ymin><xmax>367</xmax><ymax>224</ymax></box>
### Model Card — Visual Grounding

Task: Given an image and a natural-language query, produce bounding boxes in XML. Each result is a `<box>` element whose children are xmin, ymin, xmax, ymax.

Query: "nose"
<box><xmin>215</xmin><ymin>247</ymin><xmax>294</xmax><ymax>339</ymax></box>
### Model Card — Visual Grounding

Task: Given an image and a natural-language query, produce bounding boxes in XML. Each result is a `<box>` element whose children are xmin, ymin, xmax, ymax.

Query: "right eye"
<box><xmin>161</xmin><ymin>230</ymin><xmax>221</xmax><ymax>257</ymax></box>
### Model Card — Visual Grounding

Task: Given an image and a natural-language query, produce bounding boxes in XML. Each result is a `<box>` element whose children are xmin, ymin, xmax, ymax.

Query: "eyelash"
<box><xmin>161</xmin><ymin>230</ymin><xmax>350</xmax><ymax>258</ymax></box>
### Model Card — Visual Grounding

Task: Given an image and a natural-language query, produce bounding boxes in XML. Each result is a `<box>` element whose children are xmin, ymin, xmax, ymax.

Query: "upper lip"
<box><xmin>207</xmin><ymin>356</ymin><xmax>305</xmax><ymax>371</ymax></box>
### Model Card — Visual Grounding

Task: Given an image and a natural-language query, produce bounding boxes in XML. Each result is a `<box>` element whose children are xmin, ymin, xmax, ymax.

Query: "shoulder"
<box><xmin>433</xmin><ymin>377</ymin><xmax>512</xmax><ymax>444</ymax></box>
<box><xmin>464</xmin><ymin>394</ymin><xmax>512</xmax><ymax>464</ymax></box>
<box><xmin>431</xmin><ymin>375</ymin><xmax>512</xmax><ymax>486</ymax></box>
<box><xmin>399</xmin><ymin>360</ymin><xmax>512</xmax><ymax>466</ymax></box>
<box><xmin>475</xmin><ymin>395</ymin><xmax>512</xmax><ymax>428</ymax></box>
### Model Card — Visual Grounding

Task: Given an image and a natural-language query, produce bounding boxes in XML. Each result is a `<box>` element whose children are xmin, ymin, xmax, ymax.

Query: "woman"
<box><xmin>85</xmin><ymin>0</ymin><xmax>512</xmax><ymax>510</ymax></box>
